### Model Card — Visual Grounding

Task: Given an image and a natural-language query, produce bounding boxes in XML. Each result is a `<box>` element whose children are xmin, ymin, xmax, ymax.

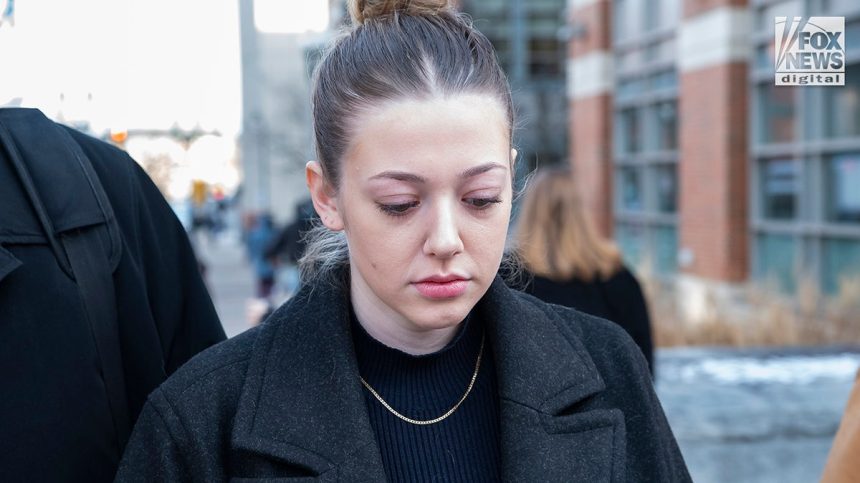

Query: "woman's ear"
<box><xmin>510</xmin><ymin>148</ymin><xmax>518</xmax><ymax>166</ymax></box>
<box><xmin>306</xmin><ymin>161</ymin><xmax>344</xmax><ymax>231</ymax></box>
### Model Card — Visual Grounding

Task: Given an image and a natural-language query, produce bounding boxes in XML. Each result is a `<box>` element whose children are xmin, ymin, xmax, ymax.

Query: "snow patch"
<box><xmin>676</xmin><ymin>354</ymin><xmax>860</xmax><ymax>385</ymax></box>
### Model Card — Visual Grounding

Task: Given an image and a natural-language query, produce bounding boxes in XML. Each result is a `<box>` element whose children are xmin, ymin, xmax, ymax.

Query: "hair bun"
<box><xmin>349</xmin><ymin>0</ymin><xmax>451</xmax><ymax>25</ymax></box>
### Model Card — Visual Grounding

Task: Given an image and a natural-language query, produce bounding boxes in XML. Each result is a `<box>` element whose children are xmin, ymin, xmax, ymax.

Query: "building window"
<box><xmin>827</xmin><ymin>0</ymin><xmax>860</xmax><ymax>14</ymax></box>
<box><xmin>756</xmin><ymin>0</ymin><xmax>802</xmax><ymax>30</ymax></box>
<box><xmin>654</xmin><ymin>225</ymin><xmax>678</xmax><ymax>273</ymax></box>
<box><xmin>751</xmin><ymin>2</ymin><xmax>860</xmax><ymax>296</ymax></box>
<box><xmin>755</xmin><ymin>40</ymin><xmax>777</xmax><ymax>71</ymax></box>
<box><xmin>651</xmin><ymin>101</ymin><xmax>678</xmax><ymax>151</ymax></box>
<box><xmin>617</xmin><ymin>77</ymin><xmax>647</xmax><ymax>102</ymax></box>
<box><xmin>758</xmin><ymin>84</ymin><xmax>796</xmax><ymax>143</ymax></box>
<box><xmin>655</xmin><ymin>165</ymin><xmax>678</xmax><ymax>213</ymax></box>
<box><xmin>649</xmin><ymin>70</ymin><xmax>678</xmax><ymax>93</ymax></box>
<box><xmin>827</xmin><ymin>153</ymin><xmax>860</xmax><ymax>223</ymax></box>
<box><xmin>645</xmin><ymin>38</ymin><xmax>677</xmax><ymax>65</ymax></box>
<box><xmin>528</xmin><ymin>37</ymin><xmax>562</xmax><ymax>78</ymax></box>
<box><xmin>617</xmin><ymin>108</ymin><xmax>642</xmax><ymax>154</ymax></box>
<box><xmin>755</xmin><ymin>233</ymin><xmax>797</xmax><ymax>293</ymax></box>
<box><xmin>613</xmin><ymin>0</ymin><xmax>643</xmax><ymax>42</ymax></box>
<box><xmin>613</xmin><ymin>1</ymin><xmax>679</xmax><ymax>276</ymax></box>
<box><xmin>822</xmin><ymin>238</ymin><xmax>860</xmax><ymax>294</ymax></box>
<box><xmin>823</xmin><ymin>64</ymin><xmax>860</xmax><ymax>139</ymax></box>
<box><xmin>761</xmin><ymin>158</ymin><xmax>798</xmax><ymax>220</ymax></box>
<box><xmin>619</xmin><ymin>167</ymin><xmax>644</xmax><ymax>211</ymax></box>
<box><xmin>616</xmin><ymin>222</ymin><xmax>646</xmax><ymax>268</ymax></box>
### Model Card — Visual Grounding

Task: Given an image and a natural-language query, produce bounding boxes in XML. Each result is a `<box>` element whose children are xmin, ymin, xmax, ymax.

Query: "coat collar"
<box><xmin>231</xmin><ymin>271</ymin><xmax>612</xmax><ymax>480</ymax></box>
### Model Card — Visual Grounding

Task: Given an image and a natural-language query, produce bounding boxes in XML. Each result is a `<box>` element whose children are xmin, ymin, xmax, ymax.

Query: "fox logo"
<box><xmin>775</xmin><ymin>17</ymin><xmax>845</xmax><ymax>86</ymax></box>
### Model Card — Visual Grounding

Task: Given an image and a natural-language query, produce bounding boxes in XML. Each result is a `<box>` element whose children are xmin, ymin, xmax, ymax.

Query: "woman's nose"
<box><xmin>423</xmin><ymin>199</ymin><xmax>464</xmax><ymax>259</ymax></box>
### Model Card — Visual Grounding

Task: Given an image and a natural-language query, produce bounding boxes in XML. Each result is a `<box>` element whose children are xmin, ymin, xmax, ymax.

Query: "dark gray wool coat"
<box><xmin>116</xmin><ymin>272</ymin><xmax>692</xmax><ymax>482</ymax></box>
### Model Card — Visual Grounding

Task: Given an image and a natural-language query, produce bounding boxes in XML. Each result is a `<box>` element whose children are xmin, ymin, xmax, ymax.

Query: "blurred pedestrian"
<box><xmin>821</xmin><ymin>369</ymin><xmax>860</xmax><ymax>483</ymax></box>
<box><xmin>515</xmin><ymin>166</ymin><xmax>655</xmax><ymax>374</ymax></box>
<box><xmin>264</xmin><ymin>197</ymin><xmax>318</xmax><ymax>298</ymax></box>
<box><xmin>265</xmin><ymin>197</ymin><xmax>318</xmax><ymax>267</ymax></box>
<box><xmin>116</xmin><ymin>1</ymin><xmax>689</xmax><ymax>481</ymax></box>
<box><xmin>0</xmin><ymin>108</ymin><xmax>226</xmax><ymax>482</ymax></box>
<box><xmin>244</xmin><ymin>211</ymin><xmax>277</xmax><ymax>299</ymax></box>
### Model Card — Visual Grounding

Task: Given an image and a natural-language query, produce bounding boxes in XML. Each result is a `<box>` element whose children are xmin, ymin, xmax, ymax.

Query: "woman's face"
<box><xmin>309</xmin><ymin>94</ymin><xmax>513</xmax><ymax>350</ymax></box>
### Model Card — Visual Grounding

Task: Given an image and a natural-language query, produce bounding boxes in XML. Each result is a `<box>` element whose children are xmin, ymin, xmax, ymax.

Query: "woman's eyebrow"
<box><xmin>369</xmin><ymin>171</ymin><xmax>426</xmax><ymax>183</ymax></box>
<box><xmin>368</xmin><ymin>163</ymin><xmax>506</xmax><ymax>184</ymax></box>
<box><xmin>459</xmin><ymin>162</ymin><xmax>506</xmax><ymax>179</ymax></box>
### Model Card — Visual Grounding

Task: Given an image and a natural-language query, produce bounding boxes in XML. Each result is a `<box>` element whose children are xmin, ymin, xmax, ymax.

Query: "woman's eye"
<box><xmin>377</xmin><ymin>201</ymin><xmax>419</xmax><ymax>216</ymax></box>
<box><xmin>465</xmin><ymin>197</ymin><xmax>502</xmax><ymax>209</ymax></box>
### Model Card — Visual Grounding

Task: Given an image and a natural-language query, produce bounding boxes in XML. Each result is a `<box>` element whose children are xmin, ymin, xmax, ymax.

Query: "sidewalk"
<box><xmin>194</xmin><ymin>232</ymin><xmax>256</xmax><ymax>338</ymax></box>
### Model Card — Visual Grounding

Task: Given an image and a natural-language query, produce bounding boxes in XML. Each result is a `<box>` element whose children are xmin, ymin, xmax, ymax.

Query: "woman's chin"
<box><xmin>406</xmin><ymin>305</ymin><xmax>473</xmax><ymax>333</ymax></box>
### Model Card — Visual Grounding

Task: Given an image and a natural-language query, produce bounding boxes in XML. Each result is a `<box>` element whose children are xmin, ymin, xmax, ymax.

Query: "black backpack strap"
<box><xmin>62</xmin><ymin>228</ymin><xmax>130</xmax><ymax>447</ymax></box>
<box><xmin>0</xmin><ymin>109</ymin><xmax>130</xmax><ymax>447</ymax></box>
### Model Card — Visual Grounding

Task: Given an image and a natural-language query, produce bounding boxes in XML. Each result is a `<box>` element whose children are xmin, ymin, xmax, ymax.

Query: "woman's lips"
<box><xmin>413</xmin><ymin>279</ymin><xmax>469</xmax><ymax>299</ymax></box>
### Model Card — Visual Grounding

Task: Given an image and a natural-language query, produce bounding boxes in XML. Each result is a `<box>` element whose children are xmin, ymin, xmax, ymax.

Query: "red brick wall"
<box><xmin>684</xmin><ymin>0</ymin><xmax>748</xmax><ymax>19</ymax></box>
<box><xmin>570</xmin><ymin>94</ymin><xmax>613</xmax><ymax>237</ymax></box>
<box><xmin>569</xmin><ymin>1</ymin><xmax>611</xmax><ymax>58</ymax></box>
<box><xmin>568</xmin><ymin>0</ymin><xmax>613</xmax><ymax>237</ymax></box>
<box><xmin>678</xmin><ymin>62</ymin><xmax>749</xmax><ymax>281</ymax></box>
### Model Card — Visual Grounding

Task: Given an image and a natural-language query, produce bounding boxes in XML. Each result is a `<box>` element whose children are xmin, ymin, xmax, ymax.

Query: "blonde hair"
<box><xmin>515</xmin><ymin>167</ymin><xmax>621</xmax><ymax>282</ymax></box>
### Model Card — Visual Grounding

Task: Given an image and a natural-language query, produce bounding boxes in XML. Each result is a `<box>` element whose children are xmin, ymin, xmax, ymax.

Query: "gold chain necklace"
<box><xmin>358</xmin><ymin>334</ymin><xmax>485</xmax><ymax>426</ymax></box>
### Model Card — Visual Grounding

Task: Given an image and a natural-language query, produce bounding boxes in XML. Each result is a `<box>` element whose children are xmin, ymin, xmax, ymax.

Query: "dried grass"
<box><xmin>646</xmin><ymin>274</ymin><xmax>860</xmax><ymax>348</ymax></box>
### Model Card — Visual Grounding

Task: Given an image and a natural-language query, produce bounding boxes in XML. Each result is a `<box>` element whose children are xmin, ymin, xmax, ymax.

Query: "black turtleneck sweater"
<box><xmin>350</xmin><ymin>310</ymin><xmax>501</xmax><ymax>482</ymax></box>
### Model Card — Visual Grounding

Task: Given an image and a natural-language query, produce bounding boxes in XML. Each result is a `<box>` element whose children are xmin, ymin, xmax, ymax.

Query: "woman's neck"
<box><xmin>349</xmin><ymin>283</ymin><xmax>459</xmax><ymax>355</ymax></box>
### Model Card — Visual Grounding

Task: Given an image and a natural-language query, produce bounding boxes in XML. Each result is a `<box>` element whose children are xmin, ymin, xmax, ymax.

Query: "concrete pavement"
<box><xmin>194</xmin><ymin>232</ymin><xmax>257</xmax><ymax>338</ymax></box>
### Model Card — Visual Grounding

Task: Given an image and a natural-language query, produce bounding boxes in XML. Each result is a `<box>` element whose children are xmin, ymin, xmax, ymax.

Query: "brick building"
<box><xmin>562</xmin><ymin>0</ymin><xmax>860</xmax><ymax>304</ymax></box>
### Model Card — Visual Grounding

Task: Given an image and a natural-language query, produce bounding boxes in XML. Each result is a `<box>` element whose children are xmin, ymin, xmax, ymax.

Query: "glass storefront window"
<box><xmin>654</xmin><ymin>225</ymin><xmax>678</xmax><ymax>274</ymax></box>
<box><xmin>824</xmin><ymin>64</ymin><xmax>860</xmax><ymax>139</ymax></box>
<box><xmin>761</xmin><ymin>159</ymin><xmax>797</xmax><ymax>219</ymax></box>
<box><xmin>827</xmin><ymin>153</ymin><xmax>860</xmax><ymax>222</ymax></box>
<box><xmin>655</xmin><ymin>165</ymin><xmax>678</xmax><ymax>213</ymax></box>
<box><xmin>619</xmin><ymin>167</ymin><xmax>643</xmax><ymax>211</ymax></box>
<box><xmin>755</xmin><ymin>233</ymin><xmax>797</xmax><ymax>293</ymax></box>
<box><xmin>822</xmin><ymin>238</ymin><xmax>860</xmax><ymax>295</ymax></box>
<box><xmin>758</xmin><ymin>84</ymin><xmax>796</xmax><ymax>143</ymax></box>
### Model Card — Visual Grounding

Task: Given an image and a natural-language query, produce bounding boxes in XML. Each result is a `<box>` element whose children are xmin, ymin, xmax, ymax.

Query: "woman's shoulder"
<box><xmin>518</xmin><ymin>290</ymin><xmax>649</xmax><ymax>377</ymax></box>
<box><xmin>604</xmin><ymin>265</ymin><xmax>644</xmax><ymax>292</ymax></box>
<box><xmin>155</xmin><ymin>325</ymin><xmax>260</xmax><ymax>405</ymax></box>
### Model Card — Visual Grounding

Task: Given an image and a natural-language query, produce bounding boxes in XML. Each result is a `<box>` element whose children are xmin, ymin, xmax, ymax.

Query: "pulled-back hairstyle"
<box><xmin>300</xmin><ymin>0</ymin><xmax>515</xmax><ymax>281</ymax></box>
<box><xmin>515</xmin><ymin>167</ymin><xmax>622</xmax><ymax>282</ymax></box>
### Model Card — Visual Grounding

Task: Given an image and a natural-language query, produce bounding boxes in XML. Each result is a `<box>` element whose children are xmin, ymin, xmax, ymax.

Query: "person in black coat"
<box><xmin>117</xmin><ymin>0</ymin><xmax>688</xmax><ymax>480</ymax></box>
<box><xmin>0</xmin><ymin>109</ymin><xmax>226</xmax><ymax>482</ymax></box>
<box><xmin>515</xmin><ymin>167</ymin><xmax>656</xmax><ymax>374</ymax></box>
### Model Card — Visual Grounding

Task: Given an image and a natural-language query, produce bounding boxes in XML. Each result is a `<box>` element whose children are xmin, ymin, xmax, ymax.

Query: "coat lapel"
<box><xmin>477</xmin><ymin>277</ymin><xmax>626</xmax><ymax>482</ymax></box>
<box><xmin>229</xmin><ymin>273</ymin><xmax>625</xmax><ymax>481</ymax></box>
<box><xmin>230</xmin><ymin>276</ymin><xmax>387</xmax><ymax>481</ymax></box>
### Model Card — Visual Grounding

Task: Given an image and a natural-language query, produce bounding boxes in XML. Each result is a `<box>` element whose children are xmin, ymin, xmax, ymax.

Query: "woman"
<box><xmin>515</xmin><ymin>168</ymin><xmax>655</xmax><ymax>374</ymax></box>
<box><xmin>116</xmin><ymin>1</ymin><xmax>689</xmax><ymax>481</ymax></box>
